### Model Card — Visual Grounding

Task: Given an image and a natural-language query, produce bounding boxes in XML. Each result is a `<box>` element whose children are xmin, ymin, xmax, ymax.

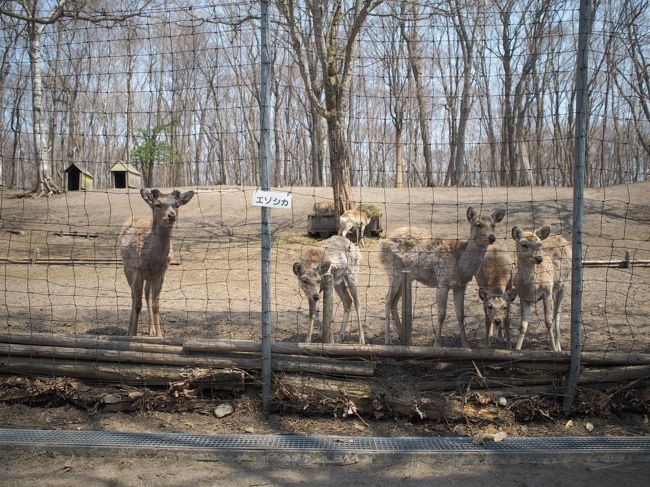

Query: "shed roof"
<box><xmin>110</xmin><ymin>162</ymin><xmax>142</xmax><ymax>175</ymax></box>
<box><xmin>64</xmin><ymin>162</ymin><xmax>93</xmax><ymax>178</ymax></box>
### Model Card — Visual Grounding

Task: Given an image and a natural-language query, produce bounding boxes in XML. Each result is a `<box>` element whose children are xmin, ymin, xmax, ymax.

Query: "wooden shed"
<box><xmin>64</xmin><ymin>163</ymin><xmax>94</xmax><ymax>191</ymax></box>
<box><xmin>110</xmin><ymin>162</ymin><xmax>142</xmax><ymax>189</ymax></box>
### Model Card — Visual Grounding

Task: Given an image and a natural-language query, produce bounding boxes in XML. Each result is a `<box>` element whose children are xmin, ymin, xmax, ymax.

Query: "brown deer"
<box><xmin>120</xmin><ymin>188</ymin><xmax>195</xmax><ymax>337</ymax></box>
<box><xmin>339</xmin><ymin>209</ymin><xmax>371</xmax><ymax>247</ymax></box>
<box><xmin>475</xmin><ymin>242</ymin><xmax>517</xmax><ymax>348</ymax></box>
<box><xmin>293</xmin><ymin>235</ymin><xmax>364</xmax><ymax>344</ymax></box>
<box><xmin>380</xmin><ymin>207</ymin><xmax>506</xmax><ymax>347</ymax></box>
<box><xmin>511</xmin><ymin>225</ymin><xmax>572</xmax><ymax>351</ymax></box>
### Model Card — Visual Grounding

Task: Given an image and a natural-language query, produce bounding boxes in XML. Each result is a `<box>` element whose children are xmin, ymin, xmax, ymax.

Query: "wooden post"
<box><xmin>401</xmin><ymin>270</ymin><xmax>413</xmax><ymax>345</ymax></box>
<box><xmin>322</xmin><ymin>273</ymin><xmax>334</xmax><ymax>343</ymax></box>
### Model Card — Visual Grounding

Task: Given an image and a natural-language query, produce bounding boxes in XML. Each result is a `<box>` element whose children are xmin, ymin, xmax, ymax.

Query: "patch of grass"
<box><xmin>275</xmin><ymin>233</ymin><xmax>317</xmax><ymax>246</ymax></box>
<box><xmin>358</xmin><ymin>203</ymin><xmax>383</xmax><ymax>217</ymax></box>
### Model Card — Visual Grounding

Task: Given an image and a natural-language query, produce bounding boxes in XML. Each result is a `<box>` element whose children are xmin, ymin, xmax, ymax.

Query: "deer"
<box><xmin>339</xmin><ymin>209</ymin><xmax>371</xmax><ymax>247</ymax></box>
<box><xmin>511</xmin><ymin>225</ymin><xmax>572</xmax><ymax>352</ymax></box>
<box><xmin>380</xmin><ymin>207</ymin><xmax>506</xmax><ymax>347</ymax></box>
<box><xmin>120</xmin><ymin>188</ymin><xmax>195</xmax><ymax>337</ymax></box>
<box><xmin>292</xmin><ymin>235</ymin><xmax>364</xmax><ymax>344</ymax></box>
<box><xmin>475</xmin><ymin>241</ymin><xmax>517</xmax><ymax>348</ymax></box>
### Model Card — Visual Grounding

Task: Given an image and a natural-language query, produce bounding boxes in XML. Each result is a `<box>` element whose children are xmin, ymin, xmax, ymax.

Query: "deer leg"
<box><xmin>334</xmin><ymin>284</ymin><xmax>353</xmax><ymax>343</ymax></box>
<box><xmin>384</xmin><ymin>276</ymin><xmax>403</xmax><ymax>345</ymax></box>
<box><xmin>127</xmin><ymin>275</ymin><xmax>143</xmax><ymax>336</ymax></box>
<box><xmin>344</xmin><ymin>274</ymin><xmax>364</xmax><ymax>344</ymax></box>
<box><xmin>485</xmin><ymin>303</ymin><xmax>493</xmax><ymax>348</ymax></box>
<box><xmin>516</xmin><ymin>301</ymin><xmax>532</xmax><ymax>350</ymax></box>
<box><xmin>543</xmin><ymin>296</ymin><xmax>557</xmax><ymax>351</ymax></box>
<box><xmin>433</xmin><ymin>287</ymin><xmax>449</xmax><ymax>348</ymax></box>
<box><xmin>359</xmin><ymin>224</ymin><xmax>367</xmax><ymax>247</ymax></box>
<box><xmin>504</xmin><ymin>313</ymin><xmax>512</xmax><ymax>349</ymax></box>
<box><xmin>453</xmin><ymin>287</ymin><xmax>469</xmax><ymax>348</ymax></box>
<box><xmin>150</xmin><ymin>275</ymin><xmax>165</xmax><ymax>337</ymax></box>
<box><xmin>144</xmin><ymin>281</ymin><xmax>154</xmax><ymax>336</ymax></box>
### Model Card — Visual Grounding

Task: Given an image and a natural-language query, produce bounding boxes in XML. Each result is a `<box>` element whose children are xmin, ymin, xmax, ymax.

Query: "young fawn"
<box><xmin>339</xmin><ymin>209</ymin><xmax>371</xmax><ymax>247</ymax></box>
<box><xmin>120</xmin><ymin>188</ymin><xmax>195</xmax><ymax>337</ymax></box>
<box><xmin>475</xmin><ymin>242</ymin><xmax>517</xmax><ymax>348</ymax></box>
<box><xmin>293</xmin><ymin>235</ymin><xmax>364</xmax><ymax>344</ymax></box>
<box><xmin>511</xmin><ymin>225</ymin><xmax>572</xmax><ymax>351</ymax></box>
<box><xmin>380</xmin><ymin>207</ymin><xmax>506</xmax><ymax>347</ymax></box>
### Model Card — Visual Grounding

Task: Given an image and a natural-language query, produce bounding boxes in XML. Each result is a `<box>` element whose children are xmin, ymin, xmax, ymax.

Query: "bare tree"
<box><xmin>0</xmin><ymin>0</ymin><xmax>147</xmax><ymax>196</ymax></box>
<box><xmin>277</xmin><ymin>0</ymin><xmax>384</xmax><ymax>216</ymax></box>
<box><xmin>399</xmin><ymin>1</ymin><xmax>436</xmax><ymax>186</ymax></box>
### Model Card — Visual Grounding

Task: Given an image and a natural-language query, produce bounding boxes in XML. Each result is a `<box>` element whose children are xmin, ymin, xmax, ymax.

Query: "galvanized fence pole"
<box><xmin>564</xmin><ymin>0</ymin><xmax>592</xmax><ymax>412</ymax></box>
<box><xmin>259</xmin><ymin>0</ymin><xmax>273</xmax><ymax>414</ymax></box>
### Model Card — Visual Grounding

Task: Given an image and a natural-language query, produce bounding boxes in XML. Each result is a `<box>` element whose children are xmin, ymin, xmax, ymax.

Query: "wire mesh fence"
<box><xmin>0</xmin><ymin>1</ymin><xmax>649</xmax><ymax>424</ymax></box>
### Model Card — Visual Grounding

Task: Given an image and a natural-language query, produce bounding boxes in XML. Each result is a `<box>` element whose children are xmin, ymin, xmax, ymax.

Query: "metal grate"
<box><xmin>1</xmin><ymin>428</ymin><xmax>649</xmax><ymax>454</ymax></box>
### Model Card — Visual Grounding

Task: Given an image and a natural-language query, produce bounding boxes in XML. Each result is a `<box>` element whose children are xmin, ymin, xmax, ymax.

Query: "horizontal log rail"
<box><xmin>184</xmin><ymin>337</ymin><xmax>650</xmax><ymax>366</ymax></box>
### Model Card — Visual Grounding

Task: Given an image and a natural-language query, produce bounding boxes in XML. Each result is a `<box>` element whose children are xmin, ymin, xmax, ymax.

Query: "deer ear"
<box><xmin>504</xmin><ymin>287</ymin><xmax>518</xmax><ymax>302</ymax></box>
<box><xmin>292</xmin><ymin>262</ymin><xmax>305</xmax><ymax>277</ymax></box>
<box><xmin>536</xmin><ymin>225</ymin><xmax>551</xmax><ymax>240</ymax></box>
<box><xmin>467</xmin><ymin>207</ymin><xmax>478</xmax><ymax>222</ymax></box>
<box><xmin>491</xmin><ymin>209</ymin><xmax>506</xmax><ymax>223</ymax></box>
<box><xmin>178</xmin><ymin>190</ymin><xmax>195</xmax><ymax>206</ymax></box>
<box><xmin>478</xmin><ymin>288</ymin><xmax>489</xmax><ymax>302</ymax></box>
<box><xmin>512</xmin><ymin>226</ymin><xmax>523</xmax><ymax>240</ymax></box>
<box><xmin>140</xmin><ymin>188</ymin><xmax>154</xmax><ymax>207</ymax></box>
<box><xmin>317</xmin><ymin>262</ymin><xmax>332</xmax><ymax>275</ymax></box>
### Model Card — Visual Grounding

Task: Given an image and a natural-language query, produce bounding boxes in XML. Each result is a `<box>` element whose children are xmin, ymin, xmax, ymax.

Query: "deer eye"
<box><xmin>487</xmin><ymin>304</ymin><xmax>493</xmax><ymax>310</ymax></box>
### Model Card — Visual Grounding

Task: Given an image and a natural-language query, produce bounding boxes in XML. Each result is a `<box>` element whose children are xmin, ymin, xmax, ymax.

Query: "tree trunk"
<box><xmin>28</xmin><ymin>24</ymin><xmax>58</xmax><ymax>195</ymax></box>
<box><xmin>327</xmin><ymin>117</ymin><xmax>355</xmax><ymax>216</ymax></box>
<box><xmin>395</xmin><ymin>125</ymin><xmax>404</xmax><ymax>188</ymax></box>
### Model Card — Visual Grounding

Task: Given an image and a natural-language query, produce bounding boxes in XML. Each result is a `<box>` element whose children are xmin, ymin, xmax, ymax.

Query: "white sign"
<box><xmin>252</xmin><ymin>190</ymin><xmax>292</xmax><ymax>209</ymax></box>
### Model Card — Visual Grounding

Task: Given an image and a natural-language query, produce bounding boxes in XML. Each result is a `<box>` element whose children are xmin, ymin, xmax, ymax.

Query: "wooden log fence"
<box><xmin>1</xmin><ymin>332</ymin><xmax>648</xmax><ymax>420</ymax></box>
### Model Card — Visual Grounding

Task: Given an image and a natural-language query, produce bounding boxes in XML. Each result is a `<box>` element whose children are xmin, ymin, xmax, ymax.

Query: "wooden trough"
<box><xmin>307</xmin><ymin>214</ymin><xmax>383</xmax><ymax>239</ymax></box>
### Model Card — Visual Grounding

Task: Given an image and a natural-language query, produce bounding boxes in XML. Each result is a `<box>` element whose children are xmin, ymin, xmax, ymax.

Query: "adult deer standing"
<box><xmin>380</xmin><ymin>207</ymin><xmax>506</xmax><ymax>347</ymax></box>
<box><xmin>293</xmin><ymin>235</ymin><xmax>364</xmax><ymax>344</ymax></box>
<box><xmin>339</xmin><ymin>209</ymin><xmax>371</xmax><ymax>247</ymax></box>
<box><xmin>120</xmin><ymin>188</ymin><xmax>195</xmax><ymax>337</ymax></box>
<box><xmin>511</xmin><ymin>225</ymin><xmax>571</xmax><ymax>351</ymax></box>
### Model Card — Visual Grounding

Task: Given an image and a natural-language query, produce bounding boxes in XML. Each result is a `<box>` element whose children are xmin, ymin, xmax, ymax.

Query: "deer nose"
<box><xmin>488</xmin><ymin>235</ymin><xmax>496</xmax><ymax>244</ymax></box>
<box><xmin>312</xmin><ymin>294</ymin><xmax>320</xmax><ymax>302</ymax></box>
<box><xmin>535</xmin><ymin>255</ymin><xmax>543</xmax><ymax>264</ymax></box>
<box><xmin>167</xmin><ymin>212</ymin><xmax>176</xmax><ymax>221</ymax></box>
<box><xmin>494</xmin><ymin>319</ymin><xmax>502</xmax><ymax>325</ymax></box>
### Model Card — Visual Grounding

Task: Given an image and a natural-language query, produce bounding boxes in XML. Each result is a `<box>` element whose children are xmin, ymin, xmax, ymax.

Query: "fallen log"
<box><xmin>184</xmin><ymin>338</ymin><xmax>650</xmax><ymax>366</ymax></box>
<box><xmin>0</xmin><ymin>343</ymin><xmax>374</xmax><ymax>377</ymax></box>
<box><xmin>0</xmin><ymin>356</ymin><xmax>247</xmax><ymax>386</ymax></box>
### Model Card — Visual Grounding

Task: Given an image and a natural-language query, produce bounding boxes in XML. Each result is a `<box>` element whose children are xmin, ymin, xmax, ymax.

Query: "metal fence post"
<box><xmin>259</xmin><ymin>0</ymin><xmax>273</xmax><ymax>414</ymax></box>
<box><xmin>564</xmin><ymin>0</ymin><xmax>591</xmax><ymax>412</ymax></box>
<box><xmin>322</xmin><ymin>273</ymin><xmax>335</xmax><ymax>344</ymax></box>
<box><xmin>401</xmin><ymin>271</ymin><xmax>413</xmax><ymax>345</ymax></box>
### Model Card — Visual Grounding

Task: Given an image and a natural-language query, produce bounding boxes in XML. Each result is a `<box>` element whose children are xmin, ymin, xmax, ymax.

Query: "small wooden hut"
<box><xmin>64</xmin><ymin>163</ymin><xmax>94</xmax><ymax>191</ymax></box>
<box><xmin>110</xmin><ymin>162</ymin><xmax>142</xmax><ymax>189</ymax></box>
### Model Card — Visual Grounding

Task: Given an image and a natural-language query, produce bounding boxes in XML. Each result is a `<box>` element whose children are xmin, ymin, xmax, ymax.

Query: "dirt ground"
<box><xmin>1</xmin><ymin>451</ymin><xmax>648</xmax><ymax>487</ymax></box>
<box><xmin>1</xmin><ymin>183</ymin><xmax>649</xmax><ymax>469</ymax></box>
